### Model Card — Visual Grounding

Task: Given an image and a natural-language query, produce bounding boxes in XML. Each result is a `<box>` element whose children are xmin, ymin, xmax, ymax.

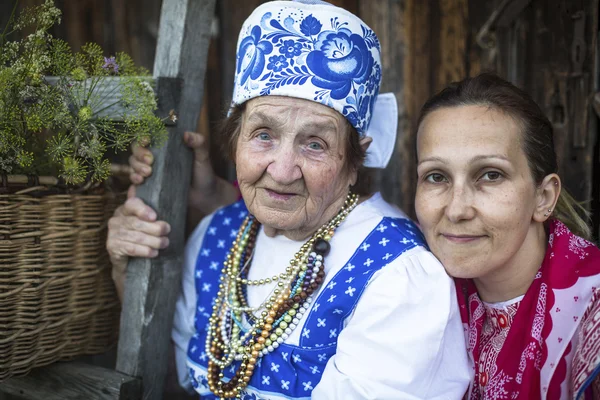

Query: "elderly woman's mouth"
<box><xmin>264</xmin><ymin>188</ymin><xmax>297</xmax><ymax>200</ymax></box>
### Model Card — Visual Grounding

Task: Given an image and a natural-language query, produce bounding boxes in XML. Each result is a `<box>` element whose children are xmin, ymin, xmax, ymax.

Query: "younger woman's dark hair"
<box><xmin>218</xmin><ymin>102</ymin><xmax>371</xmax><ymax>195</ymax></box>
<box><xmin>417</xmin><ymin>73</ymin><xmax>592</xmax><ymax>239</ymax></box>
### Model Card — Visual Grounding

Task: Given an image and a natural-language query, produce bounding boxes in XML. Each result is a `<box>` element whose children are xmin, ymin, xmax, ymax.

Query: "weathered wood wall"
<box><xmin>3</xmin><ymin>0</ymin><xmax>597</xmax><ymax>237</ymax></box>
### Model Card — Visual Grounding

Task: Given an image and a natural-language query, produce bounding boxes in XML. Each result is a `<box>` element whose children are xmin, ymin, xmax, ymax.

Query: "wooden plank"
<box><xmin>201</xmin><ymin>18</ymin><xmax>229</xmax><ymax>185</ymax></box>
<box><xmin>115</xmin><ymin>1</ymin><xmax>216</xmax><ymax>400</ymax></box>
<box><xmin>436</xmin><ymin>0</ymin><xmax>468</xmax><ymax>88</ymax></box>
<box><xmin>217</xmin><ymin>0</ymin><xmax>266</xmax><ymax>181</ymax></box>
<box><xmin>359</xmin><ymin>0</ymin><xmax>412</xmax><ymax>214</ymax></box>
<box><xmin>526</xmin><ymin>0</ymin><xmax>597</xmax><ymax>206</ymax></box>
<box><xmin>466</xmin><ymin>0</ymin><xmax>498</xmax><ymax>76</ymax></box>
<box><xmin>0</xmin><ymin>362</ymin><xmax>141</xmax><ymax>400</ymax></box>
<box><xmin>405</xmin><ymin>0</ymin><xmax>434</xmax><ymax>218</ymax></box>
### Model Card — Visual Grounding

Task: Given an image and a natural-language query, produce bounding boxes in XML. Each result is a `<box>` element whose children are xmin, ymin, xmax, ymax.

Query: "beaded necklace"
<box><xmin>205</xmin><ymin>191</ymin><xmax>359</xmax><ymax>399</ymax></box>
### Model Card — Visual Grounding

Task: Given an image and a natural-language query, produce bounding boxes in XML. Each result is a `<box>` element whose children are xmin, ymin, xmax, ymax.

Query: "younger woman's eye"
<box><xmin>480</xmin><ymin>171</ymin><xmax>502</xmax><ymax>181</ymax></box>
<box><xmin>425</xmin><ymin>173</ymin><xmax>447</xmax><ymax>183</ymax></box>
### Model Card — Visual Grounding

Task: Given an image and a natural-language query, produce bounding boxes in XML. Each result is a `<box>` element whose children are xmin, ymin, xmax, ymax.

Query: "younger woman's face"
<box><xmin>415</xmin><ymin>105</ymin><xmax>541</xmax><ymax>282</ymax></box>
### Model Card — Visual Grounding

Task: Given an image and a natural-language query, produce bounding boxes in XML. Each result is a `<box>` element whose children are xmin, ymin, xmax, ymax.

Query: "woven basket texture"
<box><xmin>0</xmin><ymin>187</ymin><xmax>122</xmax><ymax>381</ymax></box>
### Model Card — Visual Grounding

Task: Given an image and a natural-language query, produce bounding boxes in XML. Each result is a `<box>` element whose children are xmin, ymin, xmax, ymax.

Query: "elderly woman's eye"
<box><xmin>257</xmin><ymin>132</ymin><xmax>271</xmax><ymax>141</ymax></box>
<box><xmin>425</xmin><ymin>173</ymin><xmax>447</xmax><ymax>183</ymax></box>
<box><xmin>308</xmin><ymin>141</ymin><xmax>324</xmax><ymax>150</ymax></box>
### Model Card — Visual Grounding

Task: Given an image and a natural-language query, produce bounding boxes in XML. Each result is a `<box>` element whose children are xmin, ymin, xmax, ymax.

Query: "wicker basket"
<box><xmin>0</xmin><ymin>184</ymin><xmax>123</xmax><ymax>381</ymax></box>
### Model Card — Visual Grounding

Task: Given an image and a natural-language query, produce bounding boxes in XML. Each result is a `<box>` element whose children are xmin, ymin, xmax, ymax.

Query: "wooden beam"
<box><xmin>115</xmin><ymin>1</ymin><xmax>216</xmax><ymax>400</ymax></box>
<box><xmin>436</xmin><ymin>0</ymin><xmax>468</xmax><ymax>88</ymax></box>
<box><xmin>359</xmin><ymin>0</ymin><xmax>412</xmax><ymax>214</ymax></box>
<box><xmin>0</xmin><ymin>362</ymin><xmax>141</xmax><ymax>400</ymax></box>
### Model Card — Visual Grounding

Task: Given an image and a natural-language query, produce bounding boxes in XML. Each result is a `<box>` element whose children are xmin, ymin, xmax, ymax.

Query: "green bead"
<box><xmin>279</xmin><ymin>321</ymin><xmax>288</xmax><ymax>329</ymax></box>
<box><xmin>275</xmin><ymin>328</ymin><xmax>283</xmax><ymax>336</ymax></box>
<box><xmin>270</xmin><ymin>333</ymin><xmax>278</xmax><ymax>341</ymax></box>
<box><xmin>288</xmin><ymin>309</ymin><xmax>296</xmax><ymax>316</ymax></box>
<box><xmin>283</xmin><ymin>314</ymin><xmax>292</xmax><ymax>322</ymax></box>
<box><xmin>265</xmin><ymin>339</ymin><xmax>272</xmax><ymax>346</ymax></box>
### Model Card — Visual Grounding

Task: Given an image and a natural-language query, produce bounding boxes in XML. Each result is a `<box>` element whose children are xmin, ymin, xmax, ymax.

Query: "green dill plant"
<box><xmin>0</xmin><ymin>0</ymin><xmax>168</xmax><ymax>186</ymax></box>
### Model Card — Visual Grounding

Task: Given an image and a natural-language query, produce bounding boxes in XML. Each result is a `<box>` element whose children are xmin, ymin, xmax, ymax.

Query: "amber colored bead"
<box><xmin>243</xmin><ymin>376</ymin><xmax>251</xmax><ymax>383</ymax></box>
<box><xmin>266</xmin><ymin>316</ymin><xmax>274</xmax><ymax>324</ymax></box>
<box><xmin>263</xmin><ymin>323</ymin><xmax>272</xmax><ymax>331</ymax></box>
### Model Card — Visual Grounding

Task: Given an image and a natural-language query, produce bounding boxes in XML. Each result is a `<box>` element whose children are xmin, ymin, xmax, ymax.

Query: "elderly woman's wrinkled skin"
<box><xmin>106</xmin><ymin>96</ymin><xmax>371</xmax><ymax>300</ymax></box>
<box><xmin>236</xmin><ymin>96</ymin><xmax>370</xmax><ymax>241</ymax></box>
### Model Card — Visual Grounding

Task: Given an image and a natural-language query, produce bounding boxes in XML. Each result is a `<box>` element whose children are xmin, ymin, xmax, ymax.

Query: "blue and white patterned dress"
<box><xmin>172</xmin><ymin>193</ymin><xmax>471</xmax><ymax>399</ymax></box>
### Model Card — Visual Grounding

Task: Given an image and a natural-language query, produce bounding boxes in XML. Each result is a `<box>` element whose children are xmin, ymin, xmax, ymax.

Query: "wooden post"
<box><xmin>359</xmin><ymin>0</ymin><xmax>431</xmax><ymax>217</ymax></box>
<box><xmin>115</xmin><ymin>1</ymin><xmax>216</xmax><ymax>400</ymax></box>
<box><xmin>358</xmin><ymin>0</ymin><xmax>409</xmax><ymax>214</ymax></box>
<box><xmin>0</xmin><ymin>362</ymin><xmax>141</xmax><ymax>400</ymax></box>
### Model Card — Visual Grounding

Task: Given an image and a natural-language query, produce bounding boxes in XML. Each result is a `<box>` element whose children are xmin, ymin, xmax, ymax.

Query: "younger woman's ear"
<box><xmin>533</xmin><ymin>173</ymin><xmax>561</xmax><ymax>222</ymax></box>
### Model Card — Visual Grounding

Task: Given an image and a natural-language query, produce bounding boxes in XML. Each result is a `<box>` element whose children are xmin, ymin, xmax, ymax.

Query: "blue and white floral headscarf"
<box><xmin>232</xmin><ymin>0</ymin><xmax>397</xmax><ymax>169</ymax></box>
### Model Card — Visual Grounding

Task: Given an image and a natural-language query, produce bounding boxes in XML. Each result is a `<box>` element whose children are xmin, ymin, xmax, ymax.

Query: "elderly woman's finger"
<box><xmin>129</xmin><ymin>153</ymin><xmax>153</xmax><ymax>177</ymax></box>
<box><xmin>107</xmin><ymin>236</ymin><xmax>161</xmax><ymax>259</ymax></box>
<box><xmin>119</xmin><ymin>196</ymin><xmax>159</xmax><ymax>221</ymax></box>
<box><xmin>109</xmin><ymin>222</ymin><xmax>169</xmax><ymax>249</ymax></box>
<box><xmin>129</xmin><ymin>172</ymin><xmax>145</xmax><ymax>185</ymax></box>
<box><xmin>106</xmin><ymin>212</ymin><xmax>170</xmax><ymax>279</ymax></box>
<box><xmin>184</xmin><ymin>131</ymin><xmax>210</xmax><ymax>164</ymax></box>
<box><xmin>109</xmin><ymin>215</ymin><xmax>171</xmax><ymax>239</ymax></box>
<box><xmin>127</xmin><ymin>185</ymin><xmax>136</xmax><ymax>200</ymax></box>
<box><xmin>132</xmin><ymin>143</ymin><xmax>154</xmax><ymax>164</ymax></box>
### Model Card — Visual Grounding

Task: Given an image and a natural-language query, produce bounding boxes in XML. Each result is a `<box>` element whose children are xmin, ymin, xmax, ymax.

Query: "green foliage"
<box><xmin>0</xmin><ymin>0</ymin><xmax>168</xmax><ymax>186</ymax></box>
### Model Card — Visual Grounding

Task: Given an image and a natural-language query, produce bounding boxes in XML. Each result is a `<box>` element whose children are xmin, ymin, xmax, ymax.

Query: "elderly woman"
<box><xmin>414</xmin><ymin>73</ymin><xmax>600</xmax><ymax>399</ymax></box>
<box><xmin>108</xmin><ymin>1</ymin><xmax>471</xmax><ymax>399</ymax></box>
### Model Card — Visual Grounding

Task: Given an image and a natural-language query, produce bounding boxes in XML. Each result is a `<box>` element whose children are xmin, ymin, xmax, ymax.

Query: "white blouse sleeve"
<box><xmin>311</xmin><ymin>247</ymin><xmax>472</xmax><ymax>400</ymax></box>
<box><xmin>171</xmin><ymin>215</ymin><xmax>214</xmax><ymax>392</ymax></box>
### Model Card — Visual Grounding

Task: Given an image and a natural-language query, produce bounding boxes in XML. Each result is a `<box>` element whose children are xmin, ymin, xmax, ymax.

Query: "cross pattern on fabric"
<box><xmin>187</xmin><ymin>202</ymin><xmax>426</xmax><ymax>399</ymax></box>
<box><xmin>300</xmin><ymin>217</ymin><xmax>425</xmax><ymax>348</ymax></box>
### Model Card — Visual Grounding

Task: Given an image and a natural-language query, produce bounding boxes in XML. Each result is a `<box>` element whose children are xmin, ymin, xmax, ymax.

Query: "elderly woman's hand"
<box><xmin>129</xmin><ymin>131</ymin><xmax>238</xmax><ymax>223</ymax></box>
<box><xmin>107</xmin><ymin>187</ymin><xmax>171</xmax><ymax>301</ymax></box>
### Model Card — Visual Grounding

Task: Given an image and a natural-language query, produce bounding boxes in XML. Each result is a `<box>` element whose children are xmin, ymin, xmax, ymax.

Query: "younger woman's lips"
<box><xmin>441</xmin><ymin>234</ymin><xmax>484</xmax><ymax>243</ymax></box>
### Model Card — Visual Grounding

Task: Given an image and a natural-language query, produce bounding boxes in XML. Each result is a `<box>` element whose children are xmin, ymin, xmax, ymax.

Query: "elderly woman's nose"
<box><xmin>445</xmin><ymin>183</ymin><xmax>476</xmax><ymax>222</ymax></box>
<box><xmin>266</xmin><ymin>146</ymin><xmax>302</xmax><ymax>184</ymax></box>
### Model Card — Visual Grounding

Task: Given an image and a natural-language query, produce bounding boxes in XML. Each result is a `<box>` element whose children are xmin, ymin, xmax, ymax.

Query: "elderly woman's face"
<box><xmin>235</xmin><ymin>96</ymin><xmax>356</xmax><ymax>240</ymax></box>
<box><xmin>415</xmin><ymin>105</ymin><xmax>540</xmax><ymax>282</ymax></box>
